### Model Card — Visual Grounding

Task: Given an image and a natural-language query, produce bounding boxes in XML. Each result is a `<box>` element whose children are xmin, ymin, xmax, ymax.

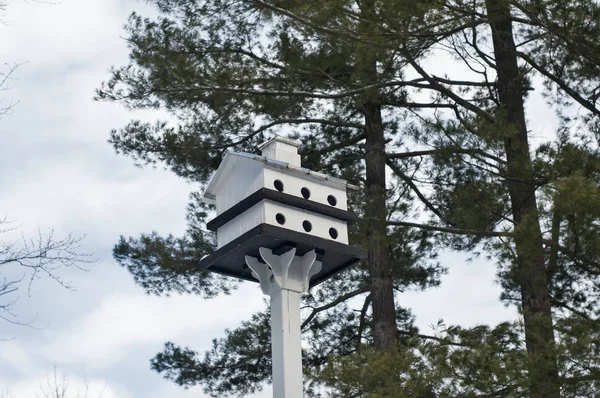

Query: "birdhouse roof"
<box><xmin>203</xmin><ymin>151</ymin><xmax>359</xmax><ymax>203</ymax></box>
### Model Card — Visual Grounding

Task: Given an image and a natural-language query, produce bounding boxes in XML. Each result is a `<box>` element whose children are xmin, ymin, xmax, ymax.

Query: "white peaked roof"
<box><xmin>203</xmin><ymin>150</ymin><xmax>359</xmax><ymax>203</ymax></box>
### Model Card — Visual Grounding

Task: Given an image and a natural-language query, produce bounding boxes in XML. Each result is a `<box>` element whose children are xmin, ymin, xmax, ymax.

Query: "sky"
<box><xmin>0</xmin><ymin>1</ymin><xmax>555</xmax><ymax>397</ymax></box>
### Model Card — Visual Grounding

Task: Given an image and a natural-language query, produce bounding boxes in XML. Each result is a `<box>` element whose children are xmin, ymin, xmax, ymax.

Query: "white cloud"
<box><xmin>44</xmin><ymin>284</ymin><xmax>266</xmax><ymax>368</ymax></box>
<box><xmin>0</xmin><ymin>342</ymin><xmax>37</xmax><ymax>376</ymax></box>
<box><xmin>1</xmin><ymin>0</ymin><xmax>136</xmax><ymax>66</ymax></box>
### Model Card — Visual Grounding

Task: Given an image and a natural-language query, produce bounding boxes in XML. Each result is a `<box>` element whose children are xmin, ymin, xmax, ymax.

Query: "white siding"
<box><xmin>216</xmin><ymin>200</ymin><xmax>349</xmax><ymax>247</ymax></box>
<box><xmin>217</xmin><ymin>202</ymin><xmax>265</xmax><ymax>248</ymax></box>
<box><xmin>263</xmin><ymin>168</ymin><xmax>348</xmax><ymax>210</ymax></box>
<box><xmin>264</xmin><ymin>201</ymin><xmax>349</xmax><ymax>244</ymax></box>
<box><xmin>216</xmin><ymin>159</ymin><xmax>264</xmax><ymax>214</ymax></box>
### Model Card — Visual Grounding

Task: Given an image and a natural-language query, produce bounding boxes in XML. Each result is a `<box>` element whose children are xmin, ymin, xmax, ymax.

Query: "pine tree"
<box><xmin>97</xmin><ymin>0</ymin><xmax>600</xmax><ymax>396</ymax></box>
<box><xmin>383</xmin><ymin>1</ymin><xmax>600</xmax><ymax>396</ymax></box>
<box><xmin>96</xmin><ymin>0</ymin><xmax>447</xmax><ymax>395</ymax></box>
<box><xmin>391</xmin><ymin>2</ymin><xmax>600</xmax><ymax>396</ymax></box>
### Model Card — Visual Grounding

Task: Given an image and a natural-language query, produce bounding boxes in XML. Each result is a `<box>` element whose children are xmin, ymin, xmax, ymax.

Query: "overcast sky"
<box><xmin>0</xmin><ymin>1</ymin><xmax>556</xmax><ymax>397</ymax></box>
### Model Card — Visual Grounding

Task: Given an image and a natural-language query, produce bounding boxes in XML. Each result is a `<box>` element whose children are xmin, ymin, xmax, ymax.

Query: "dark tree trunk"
<box><xmin>364</xmin><ymin>101</ymin><xmax>397</xmax><ymax>351</ymax></box>
<box><xmin>358</xmin><ymin>0</ymin><xmax>397</xmax><ymax>352</ymax></box>
<box><xmin>485</xmin><ymin>2</ymin><xmax>560</xmax><ymax>397</ymax></box>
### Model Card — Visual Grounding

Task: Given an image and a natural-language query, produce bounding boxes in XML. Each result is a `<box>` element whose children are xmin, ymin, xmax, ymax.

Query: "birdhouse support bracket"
<box><xmin>245</xmin><ymin>247</ymin><xmax>321</xmax><ymax>398</ymax></box>
<box><xmin>245</xmin><ymin>247</ymin><xmax>322</xmax><ymax>295</ymax></box>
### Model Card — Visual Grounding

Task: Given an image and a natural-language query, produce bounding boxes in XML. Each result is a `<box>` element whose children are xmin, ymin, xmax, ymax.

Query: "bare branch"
<box><xmin>33</xmin><ymin>366</ymin><xmax>104</xmax><ymax>398</ymax></box>
<box><xmin>0</xmin><ymin>62</ymin><xmax>23</xmax><ymax>118</ymax></box>
<box><xmin>0</xmin><ymin>218</ymin><xmax>93</xmax><ymax>328</ymax></box>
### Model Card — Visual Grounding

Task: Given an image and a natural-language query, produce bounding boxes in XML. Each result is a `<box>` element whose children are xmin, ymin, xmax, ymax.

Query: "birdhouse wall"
<box><xmin>217</xmin><ymin>202</ymin><xmax>265</xmax><ymax>248</ymax></box>
<box><xmin>264</xmin><ymin>201</ymin><xmax>349</xmax><ymax>244</ymax></box>
<box><xmin>263</xmin><ymin>168</ymin><xmax>348</xmax><ymax>210</ymax></box>
<box><xmin>215</xmin><ymin>160</ymin><xmax>264</xmax><ymax>214</ymax></box>
<box><xmin>216</xmin><ymin>200</ymin><xmax>349</xmax><ymax>248</ymax></box>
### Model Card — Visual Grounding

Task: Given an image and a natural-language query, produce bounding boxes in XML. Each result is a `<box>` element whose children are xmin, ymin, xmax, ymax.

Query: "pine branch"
<box><xmin>387</xmin><ymin>148</ymin><xmax>505</xmax><ymax>164</ymax></box>
<box><xmin>426</xmin><ymin>76</ymin><xmax>496</xmax><ymax>87</ymax></box>
<box><xmin>383</xmin><ymin>100</ymin><xmax>458</xmax><ymax>109</ymax></box>
<box><xmin>170</xmin><ymin>79</ymin><xmax>431</xmax><ymax>100</ymax></box>
<box><xmin>517</xmin><ymin>51</ymin><xmax>600</xmax><ymax>117</ymax></box>
<box><xmin>251</xmin><ymin>0</ymin><xmax>365</xmax><ymax>43</ymax></box>
<box><xmin>310</xmin><ymin>132</ymin><xmax>366</xmax><ymax>155</ymax></box>
<box><xmin>211</xmin><ymin>119</ymin><xmax>365</xmax><ymax>150</ymax></box>
<box><xmin>301</xmin><ymin>286</ymin><xmax>370</xmax><ymax>330</ymax></box>
<box><xmin>356</xmin><ymin>293</ymin><xmax>372</xmax><ymax>350</ymax></box>
<box><xmin>397</xmin><ymin>329</ymin><xmax>473</xmax><ymax>348</ymax></box>
<box><xmin>387</xmin><ymin>220</ymin><xmax>512</xmax><ymax>238</ymax></box>
<box><xmin>551</xmin><ymin>298</ymin><xmax>590</xmax><ymax>320</ymax></box>
<box><xmin>385</xmin><ymin>158</ymin><xmax>448</xmax><ymax>222</ymax></box>
<box><xmin>184</xmin><ymin>47</ymin><xmax>315</xmax><ymax>76</ymax></box>
<box><xmin>402</xmin><ymin>50</ymin><xmax>496</xmax><ymax>122</ymax></box>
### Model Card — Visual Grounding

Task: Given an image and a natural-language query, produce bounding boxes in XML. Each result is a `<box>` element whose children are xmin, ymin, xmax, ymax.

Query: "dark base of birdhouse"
<box><xmin>198</xmin><ymin>223</ymin><xmax>366</xmax><ymax>288</ymax></box>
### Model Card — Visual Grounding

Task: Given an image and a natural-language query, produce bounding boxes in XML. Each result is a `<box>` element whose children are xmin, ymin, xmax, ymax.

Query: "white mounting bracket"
<box><xmin>245</xmin><ymin>247</ymin><xmax>322</xmax><ymax>398</ymax></box>
<box><xmin>245</xmin><ymin>247</ymin><xmax>322</xmax><ymax>295</ymax></box>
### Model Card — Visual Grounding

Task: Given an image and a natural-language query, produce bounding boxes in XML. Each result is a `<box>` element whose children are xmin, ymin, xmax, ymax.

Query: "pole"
<box><xmin>245</xmin><ymin>247</ymin><xmax>322</xmax><ymax>398</ymax></box>
<box><xmin>271</xmin><ymin>288</ymin><xmax>302</xmax><ymax>397</ymax></box>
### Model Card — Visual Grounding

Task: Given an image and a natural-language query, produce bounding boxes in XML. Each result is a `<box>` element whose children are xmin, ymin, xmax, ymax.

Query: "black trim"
<box><xmin>198</xmin><ymin>223</ymin><xmax>366</xmax><ymax>288</ymax></box>
<box><xmin>206</xmin><ymin>188</ymin><xmax>358</xmax><ymax>231</ymax></box>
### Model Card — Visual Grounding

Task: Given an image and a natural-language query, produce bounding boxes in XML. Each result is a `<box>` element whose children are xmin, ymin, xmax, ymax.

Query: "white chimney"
<box><xmin>258</xmin><ymin>136</ymin><xmax>302</xmax><ymax>167</ymax></box>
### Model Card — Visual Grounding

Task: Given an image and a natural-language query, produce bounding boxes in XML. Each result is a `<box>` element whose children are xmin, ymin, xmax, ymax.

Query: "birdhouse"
<box><xmin>200</xmin><ymin>136</ymin><xmax>366</xmax><ymax>288</ymax></box>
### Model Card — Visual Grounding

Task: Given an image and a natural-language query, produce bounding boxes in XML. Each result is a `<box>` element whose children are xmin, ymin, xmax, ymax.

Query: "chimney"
<box><xmin>258</xmin><ymin>136</ymin><xmax>302</xmax><ymax>167</ymax></box>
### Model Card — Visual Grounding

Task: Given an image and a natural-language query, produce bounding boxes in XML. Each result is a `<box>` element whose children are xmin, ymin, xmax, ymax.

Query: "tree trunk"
<box><xmin>357</xmin><ymin>0</ymin><xmax>397</xmax><ymax>352</ymax></box>
<box><xmin>364</xmin><ymin>101</ymin><xmax>397</xmax><ymax>351</ymax></box>
<box><xmin>485</xmin><ymin>2</ymin><xmax>560</xmax><ymax>397</ymax></box>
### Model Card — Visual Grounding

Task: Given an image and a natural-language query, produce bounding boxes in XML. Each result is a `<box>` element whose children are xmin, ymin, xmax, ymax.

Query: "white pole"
<box><xmin>245</xmin><ymin>247</ymin><xmax>322</xmax><ymax>398</ymax></box>
<box><xmin>271</xmin><ymin>288</ymin><xmax>303</xmax><ymax>397</ymax></box>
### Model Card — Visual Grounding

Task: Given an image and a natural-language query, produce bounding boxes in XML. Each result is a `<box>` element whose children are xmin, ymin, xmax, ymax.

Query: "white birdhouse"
<box><xmin>200</xmin><ymin>136</ymin><xmax>366</xmax><ymax>288</ymax></box>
